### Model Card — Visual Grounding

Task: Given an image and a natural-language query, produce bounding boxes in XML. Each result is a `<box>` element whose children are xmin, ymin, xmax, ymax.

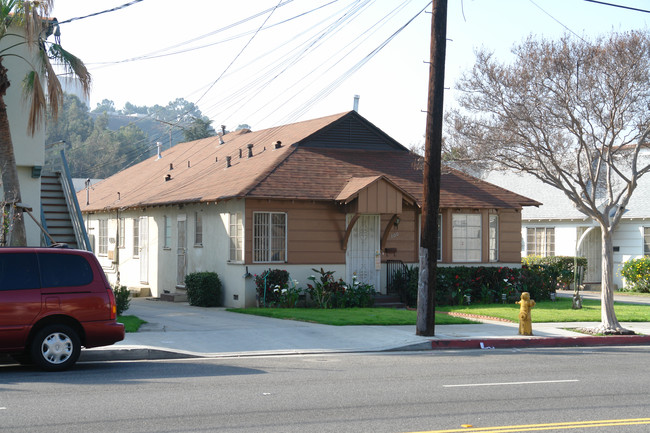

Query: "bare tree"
<box><xmin>447</xmin><ymin>31</ymin><xmax>650</xmax><ymax>334</ymax></box>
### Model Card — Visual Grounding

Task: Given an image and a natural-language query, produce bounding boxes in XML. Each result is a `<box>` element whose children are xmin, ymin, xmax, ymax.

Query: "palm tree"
<box><xmin>0</xmin><ymin>0</ymin><xmax>90</xmax><ymax>245</ymax></box>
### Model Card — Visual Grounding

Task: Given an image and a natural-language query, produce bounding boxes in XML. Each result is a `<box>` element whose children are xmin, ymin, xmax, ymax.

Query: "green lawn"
<box><xmin>438</xmin><ymin>298</ymin><xmax>650</xmax><ymax>323</ymax></box>
<box><xmin>228</xmin><ymin>298</ymin><xmax>650</xmax><ymax>326</ymax></box>
<box><xmin>117</xmin><ymin>315</ymin><xmax>147</xmax><ymax>332</ymax></box>
<box><xmin>227</xmin><ymin>307</ymin><xmax>475</xmax><ymax>326</ymax></box>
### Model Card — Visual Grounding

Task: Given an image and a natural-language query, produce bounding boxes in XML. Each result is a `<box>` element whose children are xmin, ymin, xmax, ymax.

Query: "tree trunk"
<box><xmin>0</xmin><ymin>60</ymin><xmax>27</xmax><ymax>246</ymax></box>
<box><xmin>596</xmin><ymin>225</ymin><xmax>630</xmax><ymax>334</ymax></box>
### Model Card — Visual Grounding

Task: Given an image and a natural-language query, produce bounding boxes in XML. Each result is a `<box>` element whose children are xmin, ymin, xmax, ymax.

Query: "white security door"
<box><xmin>578</xmin><ymin>226</ymin><xmax>602</xmax><ymax>284</ymax></box>
<box><xmin>139</xmin><ymin>216</ymin><xmax>149</xmax><ymax>284</ymax></box>
<box><xmin>177</xmin><ymin>215</ymin><xmax>187</xmax><ymax>287</ymax></box>
<box><xmin>346</xmin><ymin>215</ymin><xmax>381</xmax><ymax>290</ymax></box>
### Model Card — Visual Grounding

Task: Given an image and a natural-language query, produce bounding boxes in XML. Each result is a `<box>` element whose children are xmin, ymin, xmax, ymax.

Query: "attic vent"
<box><xmin>274</xmin><ymin>141</ymin><xmax>282</xmax><ymax>149</ymax></box>
<box><xmin>226</xmin><ymin>156</ymin><xmax>231</xmax><ymax>168</ymax></box>
<box><xmin>247</xmin><ymin>143</ymin><xmax>253</xmax><ymax>158</ymax></box>
<box><xmin>165</xmin><ymin>174</ymin><xmax>172</xmax><ymax>181</ymax></box>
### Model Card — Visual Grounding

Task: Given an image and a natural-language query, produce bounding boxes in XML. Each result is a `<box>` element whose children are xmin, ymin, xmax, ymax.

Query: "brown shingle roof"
<box><xmin>78</xmin><ymin>111</ymin><xmax>539</xmax><ymax>212</ymax></box>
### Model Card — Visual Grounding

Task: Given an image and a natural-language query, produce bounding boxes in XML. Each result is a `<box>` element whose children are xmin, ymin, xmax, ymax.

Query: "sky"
<box><xmin>49</xmin><ymin>0</ymin><xmax>650</xmax><ymax>149</ymax></box>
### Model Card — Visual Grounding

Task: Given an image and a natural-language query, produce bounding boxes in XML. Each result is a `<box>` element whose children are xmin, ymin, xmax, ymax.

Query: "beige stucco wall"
<box><xmin>1</xmin><ymin>27</ymin><xmax>45</xmax><ymax>246</ymax></box>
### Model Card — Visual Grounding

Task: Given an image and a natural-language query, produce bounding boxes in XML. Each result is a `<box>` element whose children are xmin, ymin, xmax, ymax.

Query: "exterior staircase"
<box><xmin>39</xmin><ymin>150</ymin><xmax>92</xmax><ymax>251</ymax></box>
<box><xmin>373</xmin><ymin>293</ymin><xmax>407</xmax><ymax>309</ymax></box>
<box><xmin>41</xmin><ymin>174</ymin><xmax>79</xmax><ymax>248</ymax></box>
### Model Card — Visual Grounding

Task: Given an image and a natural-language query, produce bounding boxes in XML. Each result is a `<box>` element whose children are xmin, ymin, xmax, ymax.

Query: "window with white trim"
<box><xmin>644</xmin><ymin>227</ymin><xmax>650</xmax><ymax>256</ymax></box>
<box><xmin>229</xmin><ymin>212</ymin><xmax>243</xmax><ymax>261</ymax></box>
<box><xmin>118</xmin><ymin>218</ymin><xmax>125</xmax><ymax>248</ymax></box>
<box><xmin>489</xmin><ymin>214</ymin><xmax>498</xmax><ymax>262</ymax></box>
<box><xmin>253</xmin><ymin>212</ymin><xmax>286</xmax><ymax>262</ymax></box>
<box><xmin>526</xmin><ymin>227</ymin><xmax>555</xmax><ymax>256</ymax></box>
<box><xmin>98</xmin><ymin>219</ymin><xmax>108</xmax><ymax>256</ymax></box>
<box><xmin>452</xmin><ymin>213</ymin><xmax>482</xmax><ymax>262</ymax></box>
<box><xmin>133</xmin><ymin>218</ymin><xmax>140</xmax><ymax>258</ymax></box>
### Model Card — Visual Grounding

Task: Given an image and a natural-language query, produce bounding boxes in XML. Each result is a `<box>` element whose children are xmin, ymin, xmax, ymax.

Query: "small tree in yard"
<box><xmin>447</xmin><ymin>31</ymin><xmax>650</xmax><ymax>334</ymax></box>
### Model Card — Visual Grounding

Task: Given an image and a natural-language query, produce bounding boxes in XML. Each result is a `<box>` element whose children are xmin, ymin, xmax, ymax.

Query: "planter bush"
<box><xmin>621</xmin><ymin>257</ymin><xmax>650</xmax><ymax>293</ymax></box>
<box><xmin>522</xmin><ymin>256</ymin><xmax>588</xmax><ymax>288</ymax></box>
<box><xmin>255</xmin><ymin>269</ymin><xmax>291</xmax><ymax>307</ymax></box>
<box><xmin>185</xmin><ymin>272</ymin><xmax>223</xmax><ymax>307</ymax></box>
<box><xmin>113</xmin><ymin>285</ymin><xmax>130</xmax><ymax>316</ymax></box>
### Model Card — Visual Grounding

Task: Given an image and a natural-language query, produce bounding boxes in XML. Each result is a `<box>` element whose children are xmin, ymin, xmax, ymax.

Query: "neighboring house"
<box><xmin>78</xmin><ymin>111</ymin><xmax>539</xmax><ymax>307</ymax></box>
<box><xmin>1</xmin><ymin>22</ymin><xmax>88</xmax><ymax>249</ymax></box>
<box><xmin>1</xmin><ymin>23</ymin><xmax>45</xmax><ymax>246</ymax></box>
<box><xmin>484</xmin><ymin>164</ymin><xmax>650</xmax><ymax>290</ymax></box>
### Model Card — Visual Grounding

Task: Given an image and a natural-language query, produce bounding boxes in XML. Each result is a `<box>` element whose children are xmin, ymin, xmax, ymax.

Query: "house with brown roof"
<box><xmin>78</xmin><ymin>111</ymin><xmax>539</xmax><ymax>307</ymax></box>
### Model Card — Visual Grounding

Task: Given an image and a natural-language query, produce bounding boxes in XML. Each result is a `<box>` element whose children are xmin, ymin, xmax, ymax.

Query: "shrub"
<box><xmin>522</xmin><ymin>256</ymin><xmax>588</xmax><ymax>288</ymax></box>
<box><xmin>255</xmin><ymin>269</ymin><xmax>291</xmax><ymax>307</ymax></box>
<box><xmin>306</xmin><ymin>268</ymin><xmax>347</xmax><ymax>308</ymax></box>
<box><xmin>621</xmin><ymin>257</ymin><xmax>650</xmax><ymax>293</ymax></box>
<box><xmin>393</xmin><ymin>265</ymin><xmax>560</xmax><ymax>307</ymax></box>
<box><xmin>391</xmin><ymin>265</ymin><xmax>419</xmax><ymax>308</ymax></box>
<box><xmin>337</xmin><ymin>275</ymin><xmax>376</xmax><ymax>308</ymax></box>
<box><xmin>113</xmin><ymin>285</ymin><xmax>130</xmax><ymax>316</ymax></box>
<box><xmin>185</xmin><ymin>272</ymin><xmax>223</xmax><ymax>307</ymax></box>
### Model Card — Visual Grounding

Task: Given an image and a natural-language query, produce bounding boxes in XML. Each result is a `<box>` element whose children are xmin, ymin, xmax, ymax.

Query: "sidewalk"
<box><xmin>80</xmin><ymin>296</ymin><xmax>650</xmax><ymax>362</ymax></box>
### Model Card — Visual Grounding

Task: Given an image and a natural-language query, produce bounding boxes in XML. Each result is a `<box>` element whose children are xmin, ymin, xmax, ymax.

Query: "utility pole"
<box><xmin>416</xmin><ymin>0</ymin><xmax>447</xmax><ymax>336</ymax></box>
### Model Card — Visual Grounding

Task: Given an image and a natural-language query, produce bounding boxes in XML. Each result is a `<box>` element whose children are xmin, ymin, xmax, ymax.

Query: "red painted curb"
<box><xmin>429</xmin><ymin>335</ymin><xmax>650</xmax><ymax>350</ymax></box>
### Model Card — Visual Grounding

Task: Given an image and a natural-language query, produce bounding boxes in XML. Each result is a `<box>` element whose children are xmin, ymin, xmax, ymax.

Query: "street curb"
<box><xmin>427</xmin><ymin>335</ymin><xmax>650</xmax><ymax>350</ymax></box>
<box><xmin>79</xmin><ymin>347</ymin><xmax>201</xmax><ymax>362</ymax></box>
<box><xmin>76</xmin><ymin>335</ymin><xmax>650</xmax><ymax>363</ymax></box>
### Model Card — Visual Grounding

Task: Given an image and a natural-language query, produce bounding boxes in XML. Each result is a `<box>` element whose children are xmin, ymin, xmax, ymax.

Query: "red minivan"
<box><xmin>0</xmin><ymin>247</ymin><xmax>125</xmax><ymax>371</ymax></box>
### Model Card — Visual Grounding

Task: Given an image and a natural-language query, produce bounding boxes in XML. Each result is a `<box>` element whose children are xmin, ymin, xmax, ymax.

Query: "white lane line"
<box><xmin>443</xmin><ymin>379</ymin><xmax>579</xmax><ymax>388</ymax></box>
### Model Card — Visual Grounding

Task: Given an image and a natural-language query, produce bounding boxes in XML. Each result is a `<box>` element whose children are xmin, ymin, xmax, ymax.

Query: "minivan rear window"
<box><xmin>0</xmin><ymin>253</ymin><xmax>40</xmax><ymax>291</ymax></box>
<box><xmin>38</xmin><ymin>253</ymin><xmax>94</xmax><ymax>288</ymax></box>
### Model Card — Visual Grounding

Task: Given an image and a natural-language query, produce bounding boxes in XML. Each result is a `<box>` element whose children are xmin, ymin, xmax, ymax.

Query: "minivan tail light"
<box><xmin>107</xmin><ymin>286</ymin><xmax>117</xmax><ymax>320</ymax></box>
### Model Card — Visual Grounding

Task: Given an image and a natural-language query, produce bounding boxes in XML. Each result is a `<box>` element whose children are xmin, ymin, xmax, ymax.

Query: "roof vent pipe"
<box><xmin>221</xmin><ymin>125</ymin><xmax>226</xmax><ymax>135</ymax></box>
<box><xmin>219</xmin><ymin>134</ymin><xmax>224</xmax><ymax>145</ymax></box>
<box><xmin>226</xmin><ymin>156</ymin><xmax>231</xmax><ymax>168</ymax></box>
<box><xmin>239</xmin><ymin>148</ymin><xmax>242</xmax><ymax>158</ymax></box>
<box><xmin>353</xmin><ymin>94</ymin><xmax>360</xmax><ymax>112</ymax></box>
<box><xmin>247</xmin><ymin>143</ymin><xmax>253</xmax><ymax>158</ymax></box>
<box><xmin>169</xmin><ymin>163</ymin><xmax>173</xmax><ymax>170</ymax></box>
<box><xmin>274</xmin><ymin>140</ymin><xmax>282</xmax><ymax>149</ymax></box>
<box><xmin>156</xmin><ymin>141</ymin><xmax>162</xmax><ymax>159</ymax></box>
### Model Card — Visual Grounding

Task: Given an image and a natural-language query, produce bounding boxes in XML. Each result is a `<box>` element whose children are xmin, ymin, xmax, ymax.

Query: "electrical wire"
<box><xmin>58</xmin><ymin>0</ymin><xmax>144</xmax><ymax>25</ymax></box>
<box><xmin>584</xmin><ymin>0</ymin><xmax>650</xmax><ymax>14</ymax></box>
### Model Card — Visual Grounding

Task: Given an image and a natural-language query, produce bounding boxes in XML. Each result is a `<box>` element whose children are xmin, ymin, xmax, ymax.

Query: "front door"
<box><xmin>346</xmin><ymin>215</ymin><xmax>381</xmax><ymax>291</ymax></box>
<box><xmin>177</xmin><ymin>215</ymin><xmax>187</xmax><ymax>287</ymax></box>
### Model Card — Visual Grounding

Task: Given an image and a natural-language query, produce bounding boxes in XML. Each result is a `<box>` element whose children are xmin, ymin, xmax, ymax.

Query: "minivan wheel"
<box><xmin>30</xmin><ymin>325</ymin><xmax>81</xmax><ymax>371</ymax></box>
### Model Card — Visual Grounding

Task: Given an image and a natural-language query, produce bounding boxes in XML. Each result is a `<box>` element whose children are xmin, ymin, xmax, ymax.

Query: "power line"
<box><xmin>584</xmin><ymin>0</ymin><xmax>650</xmax><ymax>14</ymax></box>
<box><xmin>58</xmin><ymin>0</ymin><xmax>145</xmax><ymax>24</ymax></box>
<box><xmin>529</xmin><ymin>0</ymin><xmax>588</xmax><ymax>43</ymax></box>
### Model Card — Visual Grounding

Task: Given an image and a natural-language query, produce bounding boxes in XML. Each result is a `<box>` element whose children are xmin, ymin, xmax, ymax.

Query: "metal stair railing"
<box><xmin>58</xmin><ymin>150</ymin><xmax>92</xmax><ymax>251</ymax></box>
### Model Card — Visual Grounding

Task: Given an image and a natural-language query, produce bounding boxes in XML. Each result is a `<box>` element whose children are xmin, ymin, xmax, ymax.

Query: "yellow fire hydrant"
<box><xmin>516</xmin><ymin>292</ymin><xmax>536</xmax><ymax>335</ymax></box>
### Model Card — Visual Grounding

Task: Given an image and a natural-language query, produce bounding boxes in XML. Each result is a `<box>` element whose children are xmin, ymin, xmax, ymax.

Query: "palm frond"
<box><xmin>22</xmin><ymin>69</ymin><xmax>46</xmax><ymax>136</ymax></box>
<box><xmin>48</xmin><ymin>43</ymin><xmax>91</xmax><ymax>98</ymax></box>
